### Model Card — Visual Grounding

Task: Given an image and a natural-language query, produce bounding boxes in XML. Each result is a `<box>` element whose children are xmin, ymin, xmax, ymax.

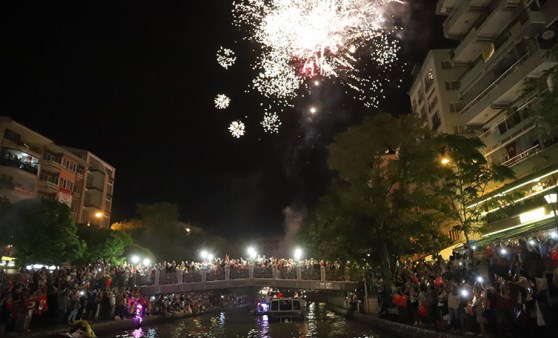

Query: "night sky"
<box><xmin>2</xmin><ymin>1</ymin><xmax>454</xmax><ymax>239</ymax></box>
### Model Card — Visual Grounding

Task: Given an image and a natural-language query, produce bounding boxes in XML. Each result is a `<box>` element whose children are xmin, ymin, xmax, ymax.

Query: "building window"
<box><xmin>449</xmin><ymin>102</ymin><xmax>464</xmax><ymax>112</ymax></box>
<box><xmin>441</xmin><ymin>61</ymin><xmax>453</xmax><ymax>69</ymax></box>
<box><xmin>424</xmin><ymin>68</ymin><xmax>434</xmax><ymax>92</ymax></box>
<box><xmin>449</xmin><ymin>230</ymin><xmax>460</xmax><ymax>242</ymax></box>
<box><xmin>428</xmin><ymin>96</ymin><xmax>438</xmax><ymax>112</ymax></box>
<box><xmin>444</xmin><ymin>81</ymin><xmax>460</xmax><ymax>91</ymax></box>
<box><xmin>431</xmin><ymin>111</ymin><xmax>441</xmax><ymax>131</ymax></box>
<box><xmin>3</xmin><ymin>129</ymin><xmax>21</xmax><ymax>144</ymax></box>
<box><xmin>420</xmin><ymin>106</ymin><xmax>427</xmax><ymax>119</ymax></box>
<box><xmin>40</xmin><ymin>173</ymin><xmax>59</xmax><ymax>185</ymax></box>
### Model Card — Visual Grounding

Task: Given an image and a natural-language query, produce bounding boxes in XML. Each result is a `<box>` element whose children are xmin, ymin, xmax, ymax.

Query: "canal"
<box><xmin>98</xmin><ymin>302</ymin><xmax>391</xmax><ymax>338</ymax></box>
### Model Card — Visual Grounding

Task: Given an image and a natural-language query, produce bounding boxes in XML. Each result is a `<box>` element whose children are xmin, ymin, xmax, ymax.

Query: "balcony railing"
<box><xmin>501</xmin><ymin>144</ymin><xmax>542</xmax><ymax>167</ymax></box>
<box><xmin>132</xmin><ymin>265</ymin><xmax>353</xmax><ymax>288</ymax></box>
<box><xmin>460</xmin><ymin>44</ymin><xmax>541</xmax><ymax>117</ymax></box>
<box><xmin>43</xmin><ymin>160</ymin><xmax>63</xmax><ymax>170</ymax></box>
<box><xmin>0</xmin><ymin>158</ymin><xmax>39</xmax><ymax>175</ymax></box>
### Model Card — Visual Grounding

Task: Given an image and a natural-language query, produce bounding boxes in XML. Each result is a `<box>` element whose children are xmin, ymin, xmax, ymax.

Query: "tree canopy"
<box><xmin>76</xmin><ymin>224</ymin><xmax>133</xmax><ymax>265</ymax></box>
<box><xmin>1</xmin><ymin>199</ymin><xmax>85</xmax><ymax>265</ymax></box>
<box><xmin>437</xmin><ymin>134</ymin><xmax>514</xmax><ymax>244</ymax></box>
<box><xmin>298</xmin><ymin>113</ymin><xmax>451</xmax><ymax>278</ymax></box>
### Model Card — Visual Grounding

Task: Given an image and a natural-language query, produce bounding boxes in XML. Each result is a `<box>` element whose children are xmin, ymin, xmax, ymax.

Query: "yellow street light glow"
<box><xmin>440</xmin><ymin>157</ymin><xmax>450</xmax><ymax>165</ymax></box>
<box><xmin>95</xmin><ymin>212</ymin><xmax>103</xmax><ymax>218</ymax></box>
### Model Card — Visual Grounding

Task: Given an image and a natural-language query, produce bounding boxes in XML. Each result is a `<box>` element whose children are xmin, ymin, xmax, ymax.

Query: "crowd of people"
<box><xmin>8</xmin><ymin>234</ymin><xmax>557</xmax><ymax>338</ymax></box>
<box><xmin>0</xmin><ymin>257</ymin><xmax>270</xmax><ymax>336</ymax></box>
<box><xmin>377</xmin><ymin>230</ymin><xmax>558</xmax><ymax>337</ymax></box>
<box><xmin>0</xmin><ymin>255</ymin><xmax>349</xmax><ymax>336</ymax></box>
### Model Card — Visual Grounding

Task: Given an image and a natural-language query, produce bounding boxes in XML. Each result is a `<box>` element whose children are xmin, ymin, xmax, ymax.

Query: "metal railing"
<box><xmin>132</xmin><ymin>265</ymin><xmax>355</xmax><ymax>288</ymax></box>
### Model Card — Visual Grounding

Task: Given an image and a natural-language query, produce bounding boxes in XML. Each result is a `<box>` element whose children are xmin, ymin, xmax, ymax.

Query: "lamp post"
<box><xmin>544</xmin><ymin>192</ymin><xmax>558</xmax><ymax>230</ymax></box>
<box><xmin>293</xmin><ymin>247</ymin><xmax>303</xmax><ymax>261</ymax></box>
<box><xmin>87</xmin><ymin>211</ymin><xmax>103</xmax><ymax>226</ymax></box>
<box><xmin>247</xmin><ymin>246</ymin><xmax>257</xmax><ymax>260</ymax></box>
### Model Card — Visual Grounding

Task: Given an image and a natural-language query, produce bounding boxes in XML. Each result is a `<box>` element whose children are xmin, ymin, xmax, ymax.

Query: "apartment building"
<box><xmin>409</xmin><ymin>0</ymin><xmax>558</xmax><ymax>245</ymax></box>
<box><xmin>39</xmin><ymin>144</ymin><xmax>88</xmax><ymax>215</ymax></box>
<box><xmin>63</xmin><ymin>147</ymin><xmax>115</xmax><ymax>229</ymax></box>
<box><xmin>0</xmin><ymin>117</ymin><xmax>50</xmax><ymax>201</ymax></box>
<box><xmin>0</xmin><ymin>117</ymin><xmax>115</xmax><ymax>228</ymax></box>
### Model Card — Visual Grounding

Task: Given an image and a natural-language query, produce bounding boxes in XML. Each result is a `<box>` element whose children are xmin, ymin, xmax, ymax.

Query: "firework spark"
<box><xmin>232</xmin><ymin>0</ymin><xmax>403</xmax><ymax>107</ymax></box>
<box><xmin>229</xmin><ymin>120</ymin><xmax>246</xmax><ymax>138</ymax></box>
<box><xmin>217</xmin><ymin>47</ymin><xmax>237</xmax><ymax>69</ymax></box>
<box><xmin>261</xmin><ymin>112</ymin><xmax>282</xmax><ymax>133</ymax></box>
<box><xmin>214</xmin><ymin>94</ymin><xmax>231</xmax><ymax>109</ymax></box>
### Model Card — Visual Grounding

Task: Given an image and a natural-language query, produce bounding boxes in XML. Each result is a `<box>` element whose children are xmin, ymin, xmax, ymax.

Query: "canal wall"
<box><xmin>326</xmin><ymin>297</ymin><xmax>465</xmax><ymax>338</ymax></box>
<box><xmin>23</xmin><ymin>310</ymin><xmax>214</xmax><ymax>338</ymax></box>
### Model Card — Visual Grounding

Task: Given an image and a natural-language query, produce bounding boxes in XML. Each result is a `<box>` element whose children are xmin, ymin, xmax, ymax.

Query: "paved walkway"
<box><xmin>326</xmin><ymin>305</ymin><xmax>470</xmax><ymax>338</ymax></box>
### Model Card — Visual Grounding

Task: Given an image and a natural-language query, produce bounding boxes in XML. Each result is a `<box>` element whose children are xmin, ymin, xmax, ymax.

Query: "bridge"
<box><xmin>135</xmin><ymin>265</ymin><xmax>358</xmax><ymax>295</ymax></box>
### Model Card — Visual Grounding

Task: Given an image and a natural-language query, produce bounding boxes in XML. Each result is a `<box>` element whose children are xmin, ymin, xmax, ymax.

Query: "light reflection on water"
<box><xmin>107</xmin><ymin>302</ymin><xmax>384</xmax><ymax>338</ymax></box>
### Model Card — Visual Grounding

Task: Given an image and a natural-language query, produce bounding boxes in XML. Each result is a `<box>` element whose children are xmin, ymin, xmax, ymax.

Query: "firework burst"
<box><xmin>232</xmin><ymin>0</ymin><xmax>404</xmax><ymax>107</ymax></box>
<box><xmin>229</xmin><ymin>120</ymin><xmax>246</xmax><ymax>138</ymax></box>
<box><xmin>217</xmin><ymin>47</ymin><xmax>237</xmax><ymax>69</ymax></box>
<box><xmin>214</xmin><ymin>94</ymin><xmax>231</xmax><ymax>109</ymax></box>
<box><xmin>261</xmin><ymin>112</ymin><xmax>282</xmax><ymax>133</ymax></box>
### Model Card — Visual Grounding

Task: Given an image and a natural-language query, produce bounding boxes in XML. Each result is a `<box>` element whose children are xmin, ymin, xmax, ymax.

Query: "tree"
<box><xmin>299</xmin><ymin>113</ymin><xmax>451</xmax><ymax>282</ymax></box>
<box><xmin>437</xmin><ymin>134</ymin><xmax>514</xmax><ymax>245</ymax></box>
<box><xmin>76</xmin><ymin>224</ymin><xmax>133</xmax><ymax>264</ymax></box>
<box><xmin>2</xmin><ymin>199</ymin><xmax>85</xmax><ymax>265</ymax></box>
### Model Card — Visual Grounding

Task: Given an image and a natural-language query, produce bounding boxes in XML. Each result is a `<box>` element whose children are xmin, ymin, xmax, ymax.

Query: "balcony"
<box><xmin>42</xmin><ymin>159</ymin><xmax>63</xmax><ymax>171</ymax></box>
<box><xmin>83</xmin><ymin>200</ymin><xmax>102</xmax><ymax>209</ymax></box>
<box><xmin>501</xmin><ymin>144</ymin><xmax>542</xmax><ymax>167</ymax></box>
<box><xmin>459</xmin><ymin>45</ymin><xmax>555</xmax><ymax>125</ymax></box>
<box><xmin>453</xmin><ymin>27</ymin><xmax>492</xmax><ymax>64</ymax></box>
<box><xmin>86</xmin><ymin>184</ymin><xmax>104</xmax><ymax>192</ymax></box>
<box><xmin>0</xmin><ymin>158</ymin><xmax>39</xmax><ymax>176</ymax></box>
<box><xmin>443</xmin><ymin>0</ymin><xmax>491</xmax><ymax>39</ymax></box>
<box><xmin>475</xmin><ymin>0</ymin><xmax>522</xmax><ymax>40</ymax></box>
<box><xmin>38</xmin><ymin>179</ymin><xmax>59</xmax><ymax>193</ymax></box>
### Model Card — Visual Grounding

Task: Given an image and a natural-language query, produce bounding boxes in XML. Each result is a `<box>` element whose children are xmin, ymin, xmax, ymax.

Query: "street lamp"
<box><xmin>293</xmin><ymin>247</ymin><xmax>303</xmax><ymax>260</ymax></box>
<box><xmin>247</xmin><ymin>246</ymin><xmax>257</xmax><ymax>259</ymax></box>
<box><xmin>544</xmin><ymin>192</ymin><xmax>558</xmax><ymax>230</ymax></box>
<box><xmin>440</xmin><ymin>157</ymin><xmax>451</xmax><ymax>166</ymax></box>
<box><xmin>130</xmin><ymin>255</ymin><xmax>140</xmax><ymax>264</ymax></box>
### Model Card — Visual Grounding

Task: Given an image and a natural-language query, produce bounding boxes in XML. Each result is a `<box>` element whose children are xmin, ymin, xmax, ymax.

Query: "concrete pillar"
<box><xmin>225</xmin><ymin>266</ymin><xmax>230</xmax><ymax>280</ymax></box>
<box><xmin>176</xmin><ymin>270</ymin><xmax>183</xmax><ymax>284</ymax></box>
<box><xmin>320</xmin><ymin>266</ymin><xmax>326</xmax><ymax>281</ymax></box>
<box><xmin>296</xmin><ymin>266</ymin><xmax>302</xmax><ymax>280</ymax></box>
<box><xmin>249</xmin><ymin>264</ymin><xmax>254</xmax><ymax>279</ymax></box>
<box><xmin>201</xmin><ymin>269</ymin><xmax>207</xmax><ymax>283</ymax></box>
<box><xmin>154</xmin><ymin>270</ymin><xmax>160</xmax><ymax>285</ymax></box>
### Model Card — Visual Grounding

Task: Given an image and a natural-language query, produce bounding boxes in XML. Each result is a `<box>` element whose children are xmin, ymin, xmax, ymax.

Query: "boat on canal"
<box><xmin>267</xmin><ymin>297</ymin><xmax>305</xmax><ymax>322</ymax></box>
